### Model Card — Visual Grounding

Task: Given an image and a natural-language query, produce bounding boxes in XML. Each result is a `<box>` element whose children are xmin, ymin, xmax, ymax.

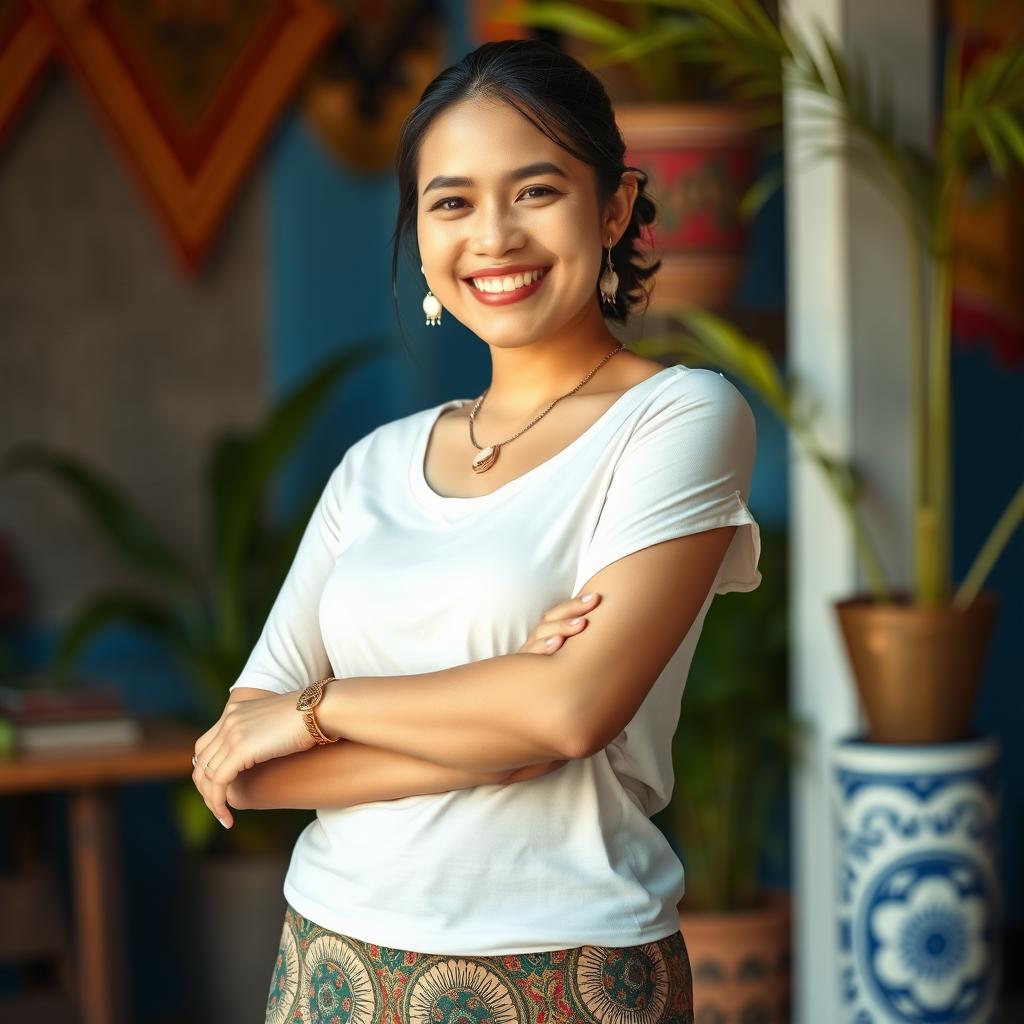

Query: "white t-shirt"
<box><xmin>228</xmin><ymin>363</ymin><xmax>761</xmax><ymax>954</ymax></box>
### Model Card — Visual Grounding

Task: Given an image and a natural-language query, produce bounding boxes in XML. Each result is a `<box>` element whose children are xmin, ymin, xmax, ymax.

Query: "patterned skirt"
<box><xmin>266</xmin><ymin>901</ymin><xmax>694</xmax><ymax>1024</ymax></box>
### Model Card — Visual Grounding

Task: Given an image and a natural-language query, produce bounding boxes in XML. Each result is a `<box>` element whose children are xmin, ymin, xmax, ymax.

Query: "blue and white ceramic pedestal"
<box><xmin>831</xmin><ymin>734</ymin><xmax>1003</xmax><ymax>1024</ymax></box>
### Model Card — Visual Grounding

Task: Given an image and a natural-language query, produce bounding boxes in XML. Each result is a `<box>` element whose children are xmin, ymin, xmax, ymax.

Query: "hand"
<box><xmin>193</xmin><ymin>691</ymin><xmax>316</xmax><ymax>828</ymax></box>
<box><xmin>503</xmin><ymin>591</ymin><xmax>601</xmax><ymax>783</ymax></box>
<box><xmin>516</xmin><ymin>591</ymin><xmax>602</xmax><ymax>655</ymax></box>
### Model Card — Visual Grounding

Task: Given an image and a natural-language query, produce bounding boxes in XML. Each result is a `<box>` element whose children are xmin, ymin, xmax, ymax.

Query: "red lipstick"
<box><xmin>463</xmin><ymin>266</ymin><xmax>550</xmax><ymax>306</ymax></box>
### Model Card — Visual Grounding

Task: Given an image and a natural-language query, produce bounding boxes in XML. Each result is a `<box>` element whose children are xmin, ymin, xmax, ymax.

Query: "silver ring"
<box><xmin>191</xmin><ymin>754</ymin><xmax>197</xmax><ymax>767</ymax></box>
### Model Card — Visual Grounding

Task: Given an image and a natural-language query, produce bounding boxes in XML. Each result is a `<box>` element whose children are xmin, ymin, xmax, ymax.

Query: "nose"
<box><xmin>468</xmin><ymin>199</ymin><xmax>527</xmax><ymax>257</ymax></box>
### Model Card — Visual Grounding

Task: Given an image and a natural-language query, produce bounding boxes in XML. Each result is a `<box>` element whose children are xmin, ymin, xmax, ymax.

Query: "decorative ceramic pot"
<box><xmin>831</xmin><ymin>734</ymin><xmax>1002</xmax><ymax>1023</ymax></box>
<box><xmin>617</xmin><ymin>103</ymin><xmax>760</xmax><ymax>314</ymax></box>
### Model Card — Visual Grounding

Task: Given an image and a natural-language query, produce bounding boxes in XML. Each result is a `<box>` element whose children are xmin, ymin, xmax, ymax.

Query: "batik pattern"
<box><xmin>266</xmin><ymin>902</ymin><xmax>694</xmax><ymax>1024</ymax></box>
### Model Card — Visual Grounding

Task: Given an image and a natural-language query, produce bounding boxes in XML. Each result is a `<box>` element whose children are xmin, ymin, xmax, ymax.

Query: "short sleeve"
<box><xmin>573</xmin><ymin>369</ymin><xmax>762</xmax><ymax>597</ymax></box>
<box><xmin>227</xmin><ymin>461</ymin><xmax>345</xmax><ymax>696</ymax></box>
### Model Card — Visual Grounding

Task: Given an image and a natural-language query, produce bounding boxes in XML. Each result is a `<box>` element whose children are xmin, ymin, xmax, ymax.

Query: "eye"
<box><xmin>428</xmin><ymin>185</ymin><xmax>558</xmax><ymax>212</ymax></box>
<box><xmin>431</xmin><ymin>196</ymin><xmax>467</xmax><ymax>212</ymax></box>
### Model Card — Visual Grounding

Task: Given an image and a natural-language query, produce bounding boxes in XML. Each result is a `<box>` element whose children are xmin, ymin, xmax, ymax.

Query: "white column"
<box><xmin>783</xmin><ymin>2</ymin><xmax>934</xmax><ymax>1021</ymax></box>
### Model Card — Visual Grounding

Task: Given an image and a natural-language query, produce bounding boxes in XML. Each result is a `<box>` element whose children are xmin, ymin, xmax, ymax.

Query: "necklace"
<box><xmin>467</xmin><ymin>345</ymin><xmax>626</xmax><ymax>473</ymax></box>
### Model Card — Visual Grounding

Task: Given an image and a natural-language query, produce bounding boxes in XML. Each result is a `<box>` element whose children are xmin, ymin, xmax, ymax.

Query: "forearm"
<box><xmin>316</xmin><ymin>653</ymin><xmax>577</xmax><ymax>774</ymax></box>
<box><xmin>232</xmin><ymin>737</ymin><xmax>514</xmax><ymax>811</ymax></box>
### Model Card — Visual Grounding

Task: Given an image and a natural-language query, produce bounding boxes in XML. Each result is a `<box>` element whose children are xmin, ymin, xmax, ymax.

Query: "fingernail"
<box><xmin>581</xmin><ymin>593</ymin><xmax>596</xmax><ymax>602</ymax></box>
<box><xmin>218</xmin><ymin>817</ymin><xmax>230</xmax><ymax>829</ymax></box>
<box><xmin>568</xmin><ymin>617</ymin><xmax>582</xmax><ymax>625</ymax></box>
<box><xmin>546</xmin><ymin>636</ymin><xmax>559</xmax><ymax>645</ymax></box>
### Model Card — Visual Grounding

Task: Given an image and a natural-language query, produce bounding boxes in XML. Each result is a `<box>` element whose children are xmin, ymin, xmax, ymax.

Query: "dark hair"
<box><xmin>389</xmin><ymin>38</ymin><xmax>661</xmax><ymax>346</ymax></box>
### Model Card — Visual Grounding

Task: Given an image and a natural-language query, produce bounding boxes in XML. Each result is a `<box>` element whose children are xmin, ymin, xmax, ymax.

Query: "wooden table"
<box><xmin>0</xmin><ymin>717</ymin><xmax>199</xmax><ymax>1024</ymax></box>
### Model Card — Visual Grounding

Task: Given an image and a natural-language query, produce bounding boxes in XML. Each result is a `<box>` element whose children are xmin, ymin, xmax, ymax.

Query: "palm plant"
<box><xmin>518</xmin><ymin>0</ymin><xmax>1024</xmax><ymax>609</ymax></box>
<box><xmin>0</xmin><ymin>342</ymin><xmax>380</xmax><ymax>851</ymax></box>
<box><xmin>501</xmin><ymin>0</ymin><xmax>723</xmax><ymax>100</ymax></box>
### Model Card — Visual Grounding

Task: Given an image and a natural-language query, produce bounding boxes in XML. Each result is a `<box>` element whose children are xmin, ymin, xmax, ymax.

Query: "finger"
<box><xmin>524</xmin><ymin>615</ymin><xmax>589</xmax><ymax>654</ymax></box>
<box><xmin>540</xmin><ymin>592</ymin><xmax>601</xmax><ymax>623</ymax></box>
<box><xmin>193</xmin><ymin>719</ymin><xmax>222</xmax><ymax>756</ymax></box>
<box><xmin>207</xmin><ymin>755</ymin><xmax>236</xmax><ymax>829</ymax></box>
<box><xmin>193</xmin><ymin>720</ymin><xmax>222</xmax><ymax>770</ymax></box>
<box><xmin>197</xmin><ymin>739</ymin><xmax>233</xmax><ymax>828</ymax></box>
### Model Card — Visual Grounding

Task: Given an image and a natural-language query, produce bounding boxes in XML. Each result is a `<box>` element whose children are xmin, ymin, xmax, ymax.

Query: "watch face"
<box><xmin>296</xmin><ymin>682</ymin><xmax>322</xmax><ymax>712</ymax></box>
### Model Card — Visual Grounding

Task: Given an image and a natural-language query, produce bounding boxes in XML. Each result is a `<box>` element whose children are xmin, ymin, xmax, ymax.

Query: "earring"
<box><xmin>421</xmin><ymin>264</ymin><xmax>442</xmax><ymax>326</ymax></box>
<box><xmin>599</xmin><ymin>235</ymin><xmax>619</xmax><ymax>309</ymax></box>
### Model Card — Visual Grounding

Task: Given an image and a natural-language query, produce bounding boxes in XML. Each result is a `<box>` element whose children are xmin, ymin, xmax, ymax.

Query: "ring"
<box><xmin>191</xmin><ymin>754</ymin><xmax>197</xmax><ymax>767</ymax></box>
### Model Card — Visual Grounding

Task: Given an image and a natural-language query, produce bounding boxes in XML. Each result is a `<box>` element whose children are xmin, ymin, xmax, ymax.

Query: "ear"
<box><xmin>602</xmin><ymin>171</ymin><xmax>641</xmax><ymax>246</ymax></box>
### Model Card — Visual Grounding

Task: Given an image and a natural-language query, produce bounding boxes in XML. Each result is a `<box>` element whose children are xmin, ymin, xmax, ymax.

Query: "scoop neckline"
<box><xmin>408</xmin><ymin>364</ymin><xmax>686</xmax><ymax>513</ymax></box>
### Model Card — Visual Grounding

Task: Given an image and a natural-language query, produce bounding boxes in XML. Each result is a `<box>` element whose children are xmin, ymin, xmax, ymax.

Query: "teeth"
<box><xmin>471</xmin><ymin>267</ymin><xmax>546</xmax><ymax>293</ymax></box>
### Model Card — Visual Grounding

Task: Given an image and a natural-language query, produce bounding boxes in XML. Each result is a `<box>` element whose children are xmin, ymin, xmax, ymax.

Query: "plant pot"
<box><xmin>677</xmin><ymin>886</ymin><xmax>791</xmax><ymax>1023</ymax></box>
<box><xmin>833</xmin><ymin>589</ymin><xmax>999</xmax><ymax>744</ymax></box>
<box><xmin>175</xmin><ymin>848</ymin><xmax>292</xmax><ymax>1024</ymax></box>
<box><xmin>831</xmin><ymin>733</ymin><xmax>1003</xmax><ymax>1023</ymax></box>
<box><xmin>616</xmin><ymin>102</ymin><xmax>760</xmax><ymax>314</ymax></box>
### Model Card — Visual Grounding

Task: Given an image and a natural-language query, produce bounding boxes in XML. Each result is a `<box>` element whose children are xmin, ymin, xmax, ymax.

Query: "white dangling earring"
<box><xmin>421</xmin><ymin>264</ymin><xmax>442</xmax><ymax>326</ymax></box>
<box><xmin>599</xmin><ymin>235</ymin><xmax>619</xmax><ymax>310</ymax></box>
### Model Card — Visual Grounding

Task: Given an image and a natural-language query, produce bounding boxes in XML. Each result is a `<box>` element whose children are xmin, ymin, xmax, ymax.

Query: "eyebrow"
<box><xmin>421</xmin><ymin>161</ymin><xmax>569</xmax><ymax>196</ymax></box>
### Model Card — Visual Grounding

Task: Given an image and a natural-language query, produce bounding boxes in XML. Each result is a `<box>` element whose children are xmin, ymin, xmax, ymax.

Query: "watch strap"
<box><xmin>297</xmin><ymin>677</ymin><xmax>339</xmax><ymax>745</ymax></box>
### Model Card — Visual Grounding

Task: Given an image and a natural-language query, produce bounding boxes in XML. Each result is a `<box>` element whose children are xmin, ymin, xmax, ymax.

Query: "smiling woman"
<box><xmin>389</xmin><ymin>43</ymin><xmax>661</xmax><ymax>346</ymax></box>
<box><xmin>214</xmin><ymin>38</ymin><xmax>767</xmax><ymax>1024</ymax></box>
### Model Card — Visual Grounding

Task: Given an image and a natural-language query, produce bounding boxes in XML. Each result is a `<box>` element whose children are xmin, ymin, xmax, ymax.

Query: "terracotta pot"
<box><xmin>616</xmin><ymin>103</ymin><xmax>761</xmax><ymax>314</ymax></box>
<box><xmin>678</xmin><ymin>886</ymin><xmax>791</xmax><ymax>1023</ymax></box>
<box><xmin>834</xmin><ymin>589</ymin><xmax>999</xmax><ymax>744</ymax></box>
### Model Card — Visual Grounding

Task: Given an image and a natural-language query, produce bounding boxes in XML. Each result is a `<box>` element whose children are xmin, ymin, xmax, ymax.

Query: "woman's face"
<box><xmin>415</xmin><ymin>96</ymin><xmax>620</xmax><ymax>351</ymax></box>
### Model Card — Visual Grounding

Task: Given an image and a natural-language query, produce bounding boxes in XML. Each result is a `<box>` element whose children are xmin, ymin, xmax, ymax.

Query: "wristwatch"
<box><xmin>296</xmin><ymin>676</ymin><xmax>340</xmax><ymax>745</ymax></box>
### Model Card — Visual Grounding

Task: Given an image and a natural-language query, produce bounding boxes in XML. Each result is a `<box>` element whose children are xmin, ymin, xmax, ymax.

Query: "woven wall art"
<box><xmin>0</xmin><ymin>0</ymin><xmax>58</xmax><ymax>153</ymax></box>
<box><xmin>32</xmin><ymin>0</ymin><xmax>341</xmax><ymax>275</ymax></box>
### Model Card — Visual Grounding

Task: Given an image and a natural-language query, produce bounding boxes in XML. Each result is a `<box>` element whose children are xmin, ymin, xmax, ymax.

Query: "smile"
<box><xmin>464</xmin><ymin>266</ymin><xmax>550</xmax><ymax>306</ymax></box>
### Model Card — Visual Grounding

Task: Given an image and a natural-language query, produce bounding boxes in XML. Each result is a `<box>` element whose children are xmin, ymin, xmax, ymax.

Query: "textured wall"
<box><xmin>0</xmin><ymin>73</ymin><xmax>268</xmax><ymax>625</ymax></box>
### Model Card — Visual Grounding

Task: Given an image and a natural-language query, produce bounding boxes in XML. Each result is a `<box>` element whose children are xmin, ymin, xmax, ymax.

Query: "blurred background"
<box><xmin>0</xmin><ymin>1</ymin><xmax>1020</xmax><ymax>1022</ymax></box>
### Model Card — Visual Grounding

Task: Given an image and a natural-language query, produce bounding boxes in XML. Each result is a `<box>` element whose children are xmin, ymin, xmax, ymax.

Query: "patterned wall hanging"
<box><xmin>0</xmin><ymin>0</ymin><xmax>58</xmax><ymax>153</ymax></box>
<box><xmin>299</xmin><ymin>0</ymin><xmax>446</xmax><ymax>174</ymax></box>
<box><xmin>32</xmin><ymin>0</ymin><xmax>341</xmax><ymax>275</ymax></box>
<box><xmin>948</xmin><ymin>0</ymin><xmax>1024</xmax><ymax>370</ymax></box>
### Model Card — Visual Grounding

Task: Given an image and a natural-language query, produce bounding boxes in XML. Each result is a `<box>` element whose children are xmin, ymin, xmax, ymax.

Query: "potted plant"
<box><xmin>617</xmin><ymin>0</ymin><xmax>1024</xmax><ymax>745</ymax></box>
<box><xmin>499</xmin><ymin>0</ymin><xmax>771</xmax><ymax>311</ymax></box>
<box><xmin>0</xmin><ymin>341</ymin><xmax>379</xmax><ymax>1020</ymax></box>
<box><xmin>655</xmin><ymin>526</ymin><xmax>803</xmax><ymax>1023</ymax></box>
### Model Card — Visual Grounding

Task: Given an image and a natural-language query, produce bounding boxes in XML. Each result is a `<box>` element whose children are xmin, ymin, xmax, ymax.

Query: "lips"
<box><xmin>463</xmin><ymin>266</ymin><xmax>550</xmax><ymax>306</ymax></box>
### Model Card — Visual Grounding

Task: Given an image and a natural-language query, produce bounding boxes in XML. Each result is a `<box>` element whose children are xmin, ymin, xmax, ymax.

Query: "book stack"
<box><xmin>0</xmin><ymin>681</ymin><xmax>142</xmax><ymax>754</ymax></box>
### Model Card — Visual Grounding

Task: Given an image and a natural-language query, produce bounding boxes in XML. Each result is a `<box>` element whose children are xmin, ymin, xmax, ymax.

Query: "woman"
<box><xmin>192</xmin><ymin>38</ymin><xmax>761</xmax><ymax>1024</ymax></box>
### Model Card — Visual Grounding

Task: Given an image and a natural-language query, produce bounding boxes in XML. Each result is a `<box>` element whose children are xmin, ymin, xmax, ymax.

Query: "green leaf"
<box><xmin>0</xmin><ymin>445</ymin><xmax>191</xmax><ymax>588</ymax></box>
<box><xmin>991</xmin><ymin>107</ymin><xmax>1024</xmax><ymax>166</ymax></box>
<box><xmin>975</xmin><ymin>115</ymin><xmax>1010</xmax><ymax>175</ymax></box>
<box><xmin>501</xmin><ymin>2</ymin><xmax>634</xmax><ymax>48</ymax></box>
<box><xmin>50</xmin><ymin>589</ymin><xmax>196</xmax><ymax>686</ymax></box>
<box><xmin>208</xmin><ymin>342</ymin><xmax>379</xmax><ymax>651</ymax></box>
<box><xmin>592</xmin><ymin>18</ymin><xmax>704</xmax><ymax>68</ymax></box>
<box><xmin>739</xmin><ymin>164</ymin><xmax>784</xmax><ymax>218</ymax></box>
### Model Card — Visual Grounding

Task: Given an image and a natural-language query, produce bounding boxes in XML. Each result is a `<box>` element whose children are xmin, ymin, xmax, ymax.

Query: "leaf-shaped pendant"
<box><xmin>472</xmin><ymin>444</ymin><xmax>499</xmax><ymax>473</ymax></box>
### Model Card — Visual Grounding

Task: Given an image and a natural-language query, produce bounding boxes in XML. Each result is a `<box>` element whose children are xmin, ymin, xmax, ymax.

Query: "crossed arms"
<box><xmin>226</xmin><ymin>525</ymin><xmax>736</xmax><ymax>814</ymax></box>
<box><xmin>226</xmin><ymin>689</ymin><xmax>565</xmax><ymax>811</ymax></box>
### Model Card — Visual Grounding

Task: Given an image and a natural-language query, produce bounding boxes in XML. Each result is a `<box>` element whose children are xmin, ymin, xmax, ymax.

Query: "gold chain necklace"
<box><xmin>467</xmin><ymin>345</ymin><xmax>625</xmax><ymax>473</ymax></box>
